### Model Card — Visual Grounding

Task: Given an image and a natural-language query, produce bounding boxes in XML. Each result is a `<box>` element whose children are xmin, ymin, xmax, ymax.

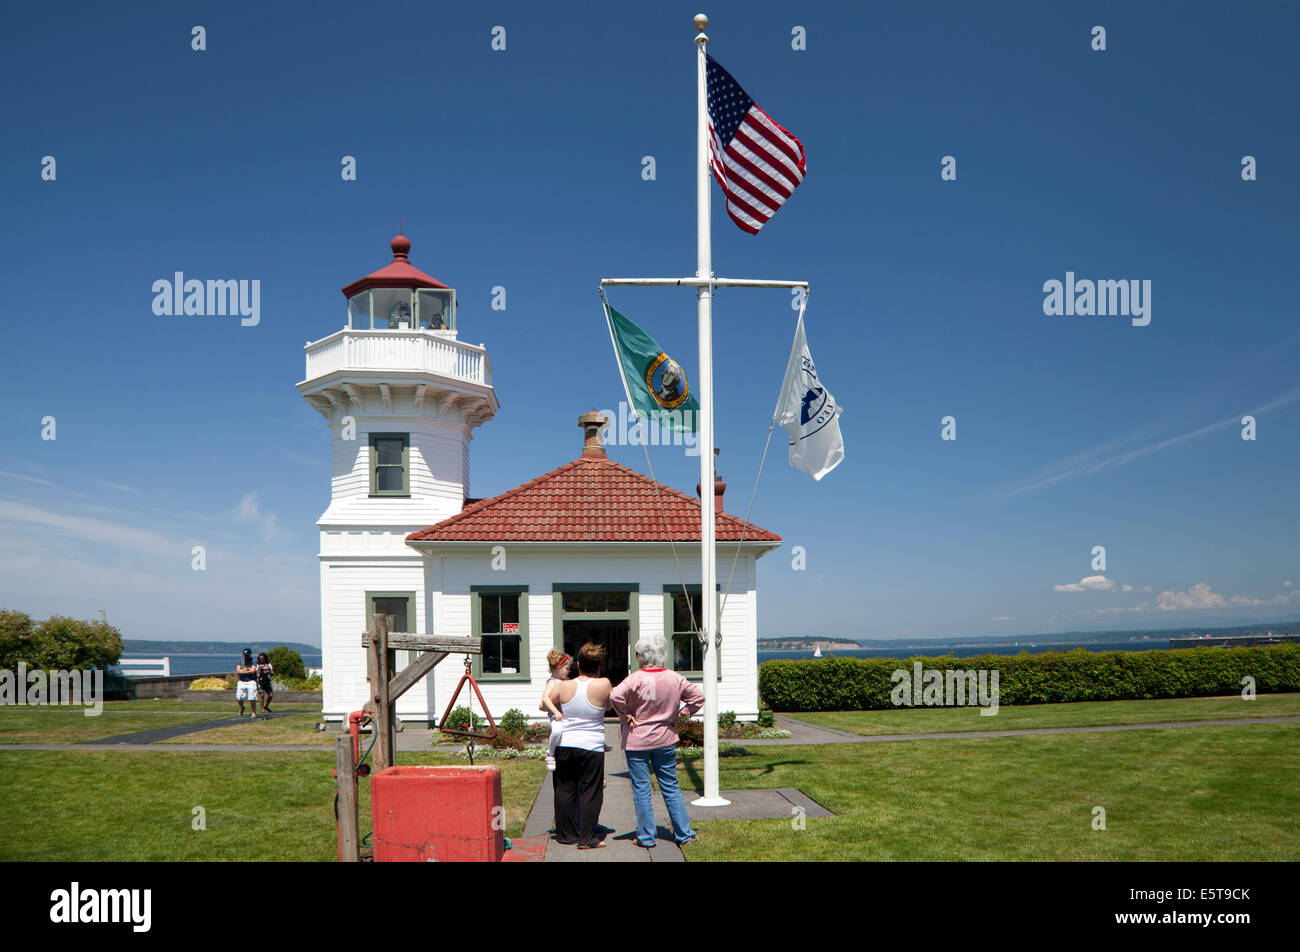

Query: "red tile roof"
<box><xmin>406</xmin><ymin>456</ymin><xmax>781</xmax><ymax>544</ymax></box>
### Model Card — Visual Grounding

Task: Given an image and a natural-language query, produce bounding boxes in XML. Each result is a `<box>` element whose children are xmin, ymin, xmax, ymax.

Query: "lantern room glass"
<box><xmin>346</xmin><ymin>287</ymin><xmax>456</xmax><ymax>331</ymax></box>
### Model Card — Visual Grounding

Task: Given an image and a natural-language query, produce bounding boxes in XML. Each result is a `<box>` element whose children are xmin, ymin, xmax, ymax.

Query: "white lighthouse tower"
<box><xmin>298</xmin><ymin>233</ymin><xmax>498</xmax><ymax>721</ymax></box>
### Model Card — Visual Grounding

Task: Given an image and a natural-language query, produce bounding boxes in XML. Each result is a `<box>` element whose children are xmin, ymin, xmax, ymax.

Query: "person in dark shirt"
<box><xmin>236</xmin><ymin>649</ymin><xmax>259</xmax><ymax>718</ymax></box>
<box><xmin>255</xmin><ymin>652</ymin><xmax>275</xmax><ymax>713</ymax></box>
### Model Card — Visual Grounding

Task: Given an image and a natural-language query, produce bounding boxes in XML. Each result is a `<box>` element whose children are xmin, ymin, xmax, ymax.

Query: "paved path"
<box><xmin>527</xmin><ymin>727</ymin><xmax>684</xmax><ymax>863</ymax></box>
<box><xmin>2</xmin><ymin>743</ymin><xmax>327</xmax><ymax>752</ymax></box>
<box><xmin>520</xmin><ymin>725</ymin><xmax>838</xmax><ymax>863</ymax></box>
<box><xmin>83</xmin><ymin>711</ymin><xmax>303</xmax><ymax>745</ymax></box>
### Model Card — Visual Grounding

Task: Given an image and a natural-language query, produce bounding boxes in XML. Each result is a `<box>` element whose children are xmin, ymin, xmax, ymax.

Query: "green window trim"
<box><xmin>369</xmin><ymin>432</ymin><xmax>410</xmax><ymax>497</ymax></box>
<box><xmin>662</xmin><ymin>584</ymin><xmax>722</xmax><ymax>681</ymax></box>
<box><xmin>470</xmin><ymin>585</ymin><xmax>530</xmax><ymax>682</ymax></box>
<box><xmin>365</xmin><ymin>591</ymin><xmax>417</xmax><ymax>677</ymax></box>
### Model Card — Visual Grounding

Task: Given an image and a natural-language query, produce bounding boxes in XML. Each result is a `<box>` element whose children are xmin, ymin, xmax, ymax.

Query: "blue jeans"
<box><xmin>625</xmin><ymin>745</ymin><xmax>695</xmax><ymax>846</ymax></box>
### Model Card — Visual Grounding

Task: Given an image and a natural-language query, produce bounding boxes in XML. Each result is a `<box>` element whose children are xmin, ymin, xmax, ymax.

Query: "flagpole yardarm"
<box><xmin>601</xmin><ymin>277</ymin><xmax>809</xmax><ymax>289</ymax></box>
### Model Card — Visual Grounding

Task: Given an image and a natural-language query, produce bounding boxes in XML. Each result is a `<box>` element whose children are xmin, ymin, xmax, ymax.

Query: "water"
<box><xmin>758</xmin><ymin>640</ymin><xmax>1166</xmax><ymax>663</ymax></box>
<box><xmin>118</xmin><ymin>653</ymin><xmax>323</xmax><ymax>677</ymax></box>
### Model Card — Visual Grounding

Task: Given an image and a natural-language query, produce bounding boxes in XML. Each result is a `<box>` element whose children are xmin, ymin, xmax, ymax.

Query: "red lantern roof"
<box><xmin>341</xmin><ymin>234</ymin><xmax>451</xmax><ymax>297</ymax></box>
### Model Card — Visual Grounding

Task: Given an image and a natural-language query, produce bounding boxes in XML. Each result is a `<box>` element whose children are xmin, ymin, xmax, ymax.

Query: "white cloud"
<box><xmin>1053</xmin><ymin>574</ymin><xmax>1120</xmax><ymax>593</ymax></box>
<box><xmin>991</xmin><ymin>615</ymin><xmax>1015</xmax><ymax>622</ymax></box>
<box><xmin>0</xmin><ymin>498</ymin><xmax>183</xmax><ymax>559</ymax></box>
<box><xmin>1122</xmin><ymin>584</ymin><xmax>1133</xmax><ymax>592</ymax></box>
<box><xmin>1156</xmin><ymin>583</ymin><xmax>1225</xmax><ymax>611</ymax></box>
<box><xmin>995</xmin><ymin>385</ymin><xmax>1300</xmax><ymax>499</ymax></box>
<box><xmin>0</xmin><ymin>469</ymin><xmax>56</xmax><ymax>487</ymax></box>
<box><xmin>231</xmin><ymin>491</ymin><xmax>280</xmax><ymax>540</ymax></box>
<box><xmin>1285</xmin><ymin>580</ymin><xmax>1294</xmax><ymax>588</ymax></box>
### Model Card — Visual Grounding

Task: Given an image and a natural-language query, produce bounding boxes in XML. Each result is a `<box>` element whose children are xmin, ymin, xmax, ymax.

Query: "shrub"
<box><xmin>441</xmin><ymin>705</ymin><xmax>484</xmax><ymax>734</ymax></box>
<box><xmin>758</xmin><ymin>644</ymin><xmax>1300</xmax><ymax>711</ymax></box>
<box><xmin>488</xmin><ymin>732</ymin><xmax>525</xmax><ymax>751</ymax></box>
<box><xmin>757</xmin><ymin>707</ymin><xmax>775</xmax><ymax>728</ymax></box>
<box><xmin>718</xmin><ymin>710</ymin><xmax>737</xmax><ymax>731</ymax></box>
<box><xmin>675</xmin><ymin>714</ymin><xmax>704</xmax><ymax>748</ymax></box>
<box><xmin>188</xmin><ymin>677</ymin><xmax>227</xmax><ymax>690</ymax></box>
<box><xmin>266</xmin><ymin>645</ymin><xmax>306</xmax><ymax>681</ymax></box>
<box><xmin>498</xmin><ymin>708</ymin><xmax>529</xmax><ymax>738</ymax></box>
<box><xmin>282</xmin><ymin>675</ymin><xmax>323</xmax><ymax>691</ymax></box>
<box><xmin>524</xmin><ymin>723</ymin><xmax>552</xmax><ymax>743</ymax></box>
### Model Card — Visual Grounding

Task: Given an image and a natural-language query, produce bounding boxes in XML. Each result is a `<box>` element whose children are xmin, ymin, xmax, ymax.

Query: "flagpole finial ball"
<box><xmin>694</xmin><ymin>14</ymin><xmax>708</xmax><ymax>31</ymax></box>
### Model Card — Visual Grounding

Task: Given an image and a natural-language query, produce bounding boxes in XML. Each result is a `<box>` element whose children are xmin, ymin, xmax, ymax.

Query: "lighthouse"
<box><xmin>298</xmin><ymin>233</ymin><xmax>498</xmax><ymax>720</ymax></box>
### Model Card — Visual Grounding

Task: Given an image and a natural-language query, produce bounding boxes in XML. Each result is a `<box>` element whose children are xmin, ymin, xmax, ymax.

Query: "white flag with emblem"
<box><xmin>774</xmin><ymin>312</ymin><xmax>844</xmax><ymax>481</ymax></box>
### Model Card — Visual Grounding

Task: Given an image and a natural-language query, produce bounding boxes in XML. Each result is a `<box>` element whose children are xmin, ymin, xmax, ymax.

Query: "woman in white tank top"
<box><xmin>551</xmin><ymin>643</ymin><xmax>612</xmax><ymax>849</ymax></box>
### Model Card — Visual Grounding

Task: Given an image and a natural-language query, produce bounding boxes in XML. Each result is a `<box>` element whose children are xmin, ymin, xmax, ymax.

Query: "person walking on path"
<box><xmin>608</xmin><ymin>636</ymin><xmax>704</xmax><ymax>848</ymax></box>
<box><xmin>551</xmin><ymin>643</ymin><xmax>611</xmax><ymax>849</ymax></box>
<box><xmin>235</xmin><ymin>649</ymin><xmax>259</xmax><ymax>718</ymax></box>
<box><xmin>255</xmin><ymin>652</ymin><xmax>275</xmax><ymax>713</ymax></box>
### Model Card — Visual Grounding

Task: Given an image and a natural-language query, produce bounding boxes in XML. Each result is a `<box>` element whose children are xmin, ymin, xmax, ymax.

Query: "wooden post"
<box><xmin>370</xmin><ymin>613</ymin><xmax>395</xmax><ymax>771</ymax></box>
<box><xmin>335</xmin><ymin>736</ymin><xmax>360</xmax><ymax>862</ymax></box>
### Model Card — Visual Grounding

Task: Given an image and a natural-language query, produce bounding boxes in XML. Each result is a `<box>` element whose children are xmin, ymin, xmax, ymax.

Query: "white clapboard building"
<box><xmin>298</xmin><ymin>235</ymin><xmax>781</xmax><ymax>725</ymax></box>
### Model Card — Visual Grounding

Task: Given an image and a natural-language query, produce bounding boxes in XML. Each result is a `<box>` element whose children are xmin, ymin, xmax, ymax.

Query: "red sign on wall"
<box><xmin>502</xmin><ymin>623</ymin><xmax>520</xmax><ymax>634</ymax></box>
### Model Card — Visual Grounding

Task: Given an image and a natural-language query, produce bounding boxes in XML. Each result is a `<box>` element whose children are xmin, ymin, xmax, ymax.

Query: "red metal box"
<box><xmin>370</xmin><ymin>765</ymin><xmax>504</xmax><ymax>862</ymax></box>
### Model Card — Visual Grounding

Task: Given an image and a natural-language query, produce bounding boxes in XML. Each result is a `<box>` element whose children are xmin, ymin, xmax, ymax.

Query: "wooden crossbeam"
<box><xmin>387</xmin><ymin>651</ymin><xmax>448</xmax><ymax>700</ymax></box>
<box><xmin>361</xmin><ymin>632</ymin><xmax>483</xmax><ymax>653</ymax></box>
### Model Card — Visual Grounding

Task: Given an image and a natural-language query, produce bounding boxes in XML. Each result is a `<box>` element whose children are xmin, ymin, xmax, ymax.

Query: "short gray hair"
<box><xmin>634</xmin><ymin>636</ymin><xmax>668</xmax><ymax>669</ymax></box>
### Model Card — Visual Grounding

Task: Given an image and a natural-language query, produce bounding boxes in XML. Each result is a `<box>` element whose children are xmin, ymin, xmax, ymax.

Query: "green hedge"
<box><xmin>758</xmin><ymin>645</ymin><xmax>1300</xmax><ymax>712</ymax></box>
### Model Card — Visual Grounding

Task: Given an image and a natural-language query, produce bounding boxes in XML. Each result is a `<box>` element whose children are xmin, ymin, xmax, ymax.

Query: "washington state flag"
<box><xmin>602</xmin><ymin>301</ymin><xmax>699</xmax><ymax>432</ymax></box>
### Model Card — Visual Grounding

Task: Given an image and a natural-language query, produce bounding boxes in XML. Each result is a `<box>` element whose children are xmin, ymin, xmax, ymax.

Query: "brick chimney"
<box><xmin>579</xmin><ymin>410</ymin><xmax>609</xmax><ymax>459</ymax></box>
<box><xmin>696</xmin><ymin>448</ymin><xmax>726</xmax><ymax>513</ymax></box>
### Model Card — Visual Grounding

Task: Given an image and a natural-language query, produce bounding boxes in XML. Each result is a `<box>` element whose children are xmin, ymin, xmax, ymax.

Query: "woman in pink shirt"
<box><xmin>608</xmin><ymin>635</ymin><xmax>704</xmax><ymax>848</ymax></box>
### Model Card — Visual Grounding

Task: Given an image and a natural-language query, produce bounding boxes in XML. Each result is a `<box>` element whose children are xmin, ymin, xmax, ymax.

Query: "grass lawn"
<box><xmin>0</xmin><ymin>749</ymin><xmax>545</xmax><ymax>860</ymax></box>
<box><xmin>157</xmin><ymin>712</ymin><xmax>332</xmax><ymax>746</ymax></box>
<box><xmin>785</xmin><ymin>692</ymin><xmax>1300</xmax><ymax>736</ymax></box>
<box><xmin>678</xmin><ymin>722</ymin><xmax>1300</xmax><ymax>861</ymax></box>
<box><xmin>0</xmin><ymin>703</ymin><xmax>321</xmax><ymax>745</ymax></box>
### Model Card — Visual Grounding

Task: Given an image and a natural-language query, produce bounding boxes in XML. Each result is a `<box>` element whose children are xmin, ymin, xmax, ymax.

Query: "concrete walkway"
<box><xmin>518</xmin><ymin>725</ymin><xmax>837</xmax><ymax>863</ymax></box>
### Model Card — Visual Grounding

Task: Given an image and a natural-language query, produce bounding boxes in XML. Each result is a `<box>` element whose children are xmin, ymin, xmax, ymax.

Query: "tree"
<box><xmin>0</xmin><ymin>610</ymin><xmax>37</xmax><ymax>670</ymax></box>
<box><xmin>0</xmin><ymin>611</ymin><xmax>122</xmax><ymax>670</ymax></box>
<box><xmin>266</xmin><ymin>645</ymin><xmax>306</xmax><ymax>680</ymax></box>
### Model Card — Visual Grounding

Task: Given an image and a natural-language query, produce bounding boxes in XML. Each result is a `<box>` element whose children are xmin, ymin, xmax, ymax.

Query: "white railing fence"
<box><xmin>117</xmin><ymin>657</ymin><xmax>171</xmax><ymax>677</ymax></box>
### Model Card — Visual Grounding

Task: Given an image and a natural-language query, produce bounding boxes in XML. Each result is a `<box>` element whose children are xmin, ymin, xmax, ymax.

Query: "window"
<box><xmin>664</xmin><ymin>587</ymin><xmax>721</xmax><ymax>679</ymax></box>
<box><xmin>471</xmin><ymin>587</ymin><xmax>529</xmax><ymax>681</ymax></box>
<box><xmin>365</xmin><ymin>592</ymin><xmax>416</xmax><ymax>675</ymax></box>
<box><xmin>369</xmin><ymin>433</ymin><xmax>409</xmax><ymax>496</ymax></box>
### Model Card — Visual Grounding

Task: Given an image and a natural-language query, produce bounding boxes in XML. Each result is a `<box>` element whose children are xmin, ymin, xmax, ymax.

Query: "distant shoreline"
<box><xmin>123</xmin><ymin>640</ymin><xmax>321</xmax><ymax>655</ymax></box>
<box><xmin>759</xmin><ymin>620</ymin><xmax>1299</xmax><ymax>653</ymax></box>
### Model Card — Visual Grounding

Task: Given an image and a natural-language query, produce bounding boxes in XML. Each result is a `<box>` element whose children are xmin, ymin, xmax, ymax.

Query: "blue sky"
<box><xmin>1</xmin><ymin>1</ymin><xmax>1297</xmax><ymax>644</ymax></box>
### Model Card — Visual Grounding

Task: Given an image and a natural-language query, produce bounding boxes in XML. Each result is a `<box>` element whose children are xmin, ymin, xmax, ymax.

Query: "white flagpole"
<box><xmin>693</xmin><ymin>12</ymin><xmax>727</xmax><ymax>807</ymax></box>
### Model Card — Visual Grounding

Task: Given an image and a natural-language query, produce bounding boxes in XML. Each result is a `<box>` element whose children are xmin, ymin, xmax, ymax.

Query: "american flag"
<box><xmin>706</xmin><ymin>55</ymin><xmax>806</xmax><ymax>235</ymax></box>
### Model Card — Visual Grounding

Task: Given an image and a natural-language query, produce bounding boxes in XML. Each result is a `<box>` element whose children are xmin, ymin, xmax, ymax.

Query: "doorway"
<box><xmin>562</xmin><ymin>620</ymin><xmax>630</xmax><ymax>685</ymax></box>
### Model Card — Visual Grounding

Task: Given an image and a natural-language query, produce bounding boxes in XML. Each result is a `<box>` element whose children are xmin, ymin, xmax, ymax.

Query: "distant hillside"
<box><xmin>123</xmin><ymin>640</ymin><xmax>320</xmax><ymax>655</ymax></box>
<box><xmin>758</xmin><ymin>637</ymin><xmax>862</xmax><ymax>649</ymax></box>
<box><xmin>765</xmin><ymin>621</ymin><xmax>1300</xmax><ymax>651</ymax></box>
